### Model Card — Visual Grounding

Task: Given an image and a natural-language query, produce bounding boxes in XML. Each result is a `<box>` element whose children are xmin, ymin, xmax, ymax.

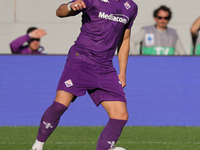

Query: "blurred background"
<box><xmin>0</xmin><ymin>0</ymin><xmax>199</xmax><ymax>55</ymax></box>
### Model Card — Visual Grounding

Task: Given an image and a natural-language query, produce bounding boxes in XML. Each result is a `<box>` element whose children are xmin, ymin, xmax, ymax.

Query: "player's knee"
<box><xmin>111</xmin><ymin>110</ymin><xmax>129</xmax><ymax>121</ymax></box>
<box><xmin>121</xmin><ymin>111</ymin><xmax>129</xmax><ymax>121</ymax></box>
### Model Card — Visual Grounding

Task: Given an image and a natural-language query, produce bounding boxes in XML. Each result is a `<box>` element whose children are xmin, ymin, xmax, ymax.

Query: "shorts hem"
<box><xmin>97</xmin><ymin>99</ymin><xmax>127</xmax><ymax>107</ymax></box>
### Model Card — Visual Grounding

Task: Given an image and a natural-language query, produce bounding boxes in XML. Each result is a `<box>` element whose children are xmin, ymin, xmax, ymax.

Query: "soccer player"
<box><xmin>31</xmin><ymin>0</ymin><xmax>138</xmax><ymax>149</ymax></box>
<box><xmin>130</xmin><ymin>5</ymin><xmax>186</xmax><ymax>55</ymax></box>
<box><xmin>10</xmin><ymin>27</ymin><xmax>46</xmax><ymax>54</ymax></box>
<box><xmin>190</xmin><ymin>16</ymin><xmax>200</xmax><ymax>55</ymax></box>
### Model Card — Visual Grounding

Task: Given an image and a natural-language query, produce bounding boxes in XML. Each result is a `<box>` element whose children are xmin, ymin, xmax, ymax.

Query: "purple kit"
<box><xmin>57</xmin><ymin>0</ymin><xmax>138</xmax><ymax>106</ymax></box>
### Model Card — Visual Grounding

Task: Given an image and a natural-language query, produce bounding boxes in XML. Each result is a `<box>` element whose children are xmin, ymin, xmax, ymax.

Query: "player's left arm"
<box><xmin>117</xmin><ymin>28</ymin><xmax>131</xmax><ymax>88</ymax></box>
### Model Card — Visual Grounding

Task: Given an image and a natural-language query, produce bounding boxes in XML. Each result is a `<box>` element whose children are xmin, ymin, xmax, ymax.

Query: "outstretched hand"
<box><xmin>29</xmin><ymin>29</ymin><xmax>47</xmax><ymax>39</ymax></box>
<box><xmin>70</xmin><ymin>0</ymin><xmax>86</xmax><ymax>11</ymax></box>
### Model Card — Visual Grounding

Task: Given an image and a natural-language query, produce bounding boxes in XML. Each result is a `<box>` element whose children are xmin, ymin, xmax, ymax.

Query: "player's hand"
<box><xmin>29</xmin><ymin>29</ymin><xmax>47</xmax><ymax>39</ymax></box>
<box><xmin>118</xmin><ymin>73</ymin><xmax>126</xmax><ymax>88</ymax></box>
<box><xmin>71</xmin><ymin>0</ymin><xmax>86</xmax><ymax>11</ymax></box>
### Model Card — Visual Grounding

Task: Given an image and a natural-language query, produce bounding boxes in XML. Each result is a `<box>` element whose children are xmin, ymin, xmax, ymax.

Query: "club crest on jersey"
<box><xmin>124</xmin><ymin>2</ymin><xmax>131</xmax><ymax>10</ymax></box>
<box><xmin>65</xmin><ymin>79</ymin><xmax>73</xmax><ymax>87</ymax></box>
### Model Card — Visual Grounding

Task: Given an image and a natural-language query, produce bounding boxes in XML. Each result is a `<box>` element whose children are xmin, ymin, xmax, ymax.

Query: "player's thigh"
<box><xmin>101</xmin><ymin>101</ymin><xmax>128</xmax><ymax>120</ymax></box>
<box><xmin>55</xmin><ymin>90</ymin><xmax>75</xmax><ymax>107</ymax></box>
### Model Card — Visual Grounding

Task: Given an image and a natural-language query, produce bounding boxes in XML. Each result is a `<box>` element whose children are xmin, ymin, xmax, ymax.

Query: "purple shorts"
<box><xmin>57</xmin><ymin>59</ymin><xmax>126</xmax><ymax>106</ymax></box>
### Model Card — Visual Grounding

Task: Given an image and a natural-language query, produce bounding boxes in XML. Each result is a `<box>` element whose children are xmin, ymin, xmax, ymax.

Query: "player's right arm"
<box><xmin>56</xmin><ymin>0</ymin><xmax>86</xmax><ymax>18</ymax></box>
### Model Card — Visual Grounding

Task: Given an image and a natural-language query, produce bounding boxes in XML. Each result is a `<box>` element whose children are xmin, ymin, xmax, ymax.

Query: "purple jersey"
<box><xmin>10</xmin><ymin>34</ymin><xmax>44</xmax><ymax>54</ymax></box>
<box><xmin>68</xmin><ymin>0</ymin><xmax>138</xmax><ymax>66</ymax></box>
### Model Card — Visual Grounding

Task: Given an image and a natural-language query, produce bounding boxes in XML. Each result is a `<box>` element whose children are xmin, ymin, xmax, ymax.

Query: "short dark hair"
<box><xmin>27</xmin><ymin>27</ymin><xmax>38</xmax><ymax>34</ymax></box>
<box><xmin>153</xmin><ymin>5</ymin><xmax>172</xmax><ymax>20</ymax></box>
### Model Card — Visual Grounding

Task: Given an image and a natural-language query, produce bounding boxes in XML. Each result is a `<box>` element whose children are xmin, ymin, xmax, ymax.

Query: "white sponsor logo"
<box><xmin>101</xmin><ymin>0</ymin><xmax>110</xmax><ymax>3</ymax></box>
<box><xmin>98</xmin><ymin>12</ymin><xmax>129</xmax><ymax>24</ymax></box>
<box><xmin>43</xmin><ymin>121</ymin><xmax>53</xmax><ymax>129</ymax></box>
<box><xmin>65</xmin><ymin>79</ymin><xmax>73</xmax><ymax>87</ymax></box>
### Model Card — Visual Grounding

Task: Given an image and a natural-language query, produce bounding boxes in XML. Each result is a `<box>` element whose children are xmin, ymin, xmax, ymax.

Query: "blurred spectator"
<box><xmin>130</xmin><ymin>5</ymin><xmax>186</xmax><ymax>55</ymax></box>
<box><xmin>10</xmin><ymin>27</ymin><xmax>47</xmax><ymax>54</ymax></box>
<box><xmin>190</xmin><ymin>16</ymin><xmax>200</xmax><ymax>55</ymax></box>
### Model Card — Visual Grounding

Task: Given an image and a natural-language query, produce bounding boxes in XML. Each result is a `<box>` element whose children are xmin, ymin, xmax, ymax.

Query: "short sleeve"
<box><xmin>126</xmin><ymin>3</ymin><xmax>138</xmax><ymax>29</ymax></box>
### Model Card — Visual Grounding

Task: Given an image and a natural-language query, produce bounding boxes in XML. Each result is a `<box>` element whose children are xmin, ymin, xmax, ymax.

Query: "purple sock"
<box><xmin>36</xmin><ymin>101</ymin><xmax>68</xmax><ymax>142</ymax></box>
<box><xmin>96</xmin><ymin>118</ymin><xmax>127</xmax><ymax>150</ymax></box>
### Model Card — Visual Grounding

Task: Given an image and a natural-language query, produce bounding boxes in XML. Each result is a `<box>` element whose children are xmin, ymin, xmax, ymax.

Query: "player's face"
<box><xmin>29</xmin><ymin>39</ymin><xmax>40</xmax><ymax>51</ymax></box>
<box><xmin>154</xmin><ymin>10</ymin><xmax>170</xmax><ymax>30</ymax></box>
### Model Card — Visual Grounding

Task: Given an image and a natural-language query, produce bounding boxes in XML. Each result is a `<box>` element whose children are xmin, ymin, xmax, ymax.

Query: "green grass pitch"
<box><xmin>0</xmin><ymin>126</ymin><xmax>200</xmax><ymax>150</ymax></box>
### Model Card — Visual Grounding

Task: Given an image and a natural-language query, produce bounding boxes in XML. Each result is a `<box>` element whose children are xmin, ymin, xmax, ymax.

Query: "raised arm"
<box><xmin>56</xmin><ymin>0</ymin><xmax>86</xmax><ymax>18</ymax></box>
<box><xmin>117</xmin><ymin>29</ymin><xmax>131</xmax><ymax>88</ymax></box>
